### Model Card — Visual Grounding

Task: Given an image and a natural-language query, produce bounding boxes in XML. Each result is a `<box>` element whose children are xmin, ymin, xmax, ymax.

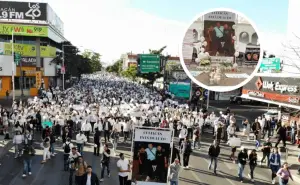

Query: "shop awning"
<box><xmin>241</xmin><ymin>94</ymin><xmax>300</xmax><ymax>110</ymax></box>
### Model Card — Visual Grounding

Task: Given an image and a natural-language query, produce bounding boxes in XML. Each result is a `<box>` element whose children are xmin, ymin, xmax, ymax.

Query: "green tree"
<box><xmin>106</xmin><ymin>59</ymin><xmax>122</xmax><ymax>74</ymax></box>
<box><xmin>82</xmin><ymin>50</ymin><xmax>102</xmax><ymax>72</ymax></box>
<box><xmin>121</xmin><ymin>66</ymin><xmax>137</xmax><ymax>80</ymax></box>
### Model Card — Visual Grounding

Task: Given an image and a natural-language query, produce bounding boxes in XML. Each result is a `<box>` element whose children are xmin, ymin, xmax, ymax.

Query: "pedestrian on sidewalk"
<box><xmin>168</xmin><ymin>158</ymin><xmax>181</xmax><ymax>185</ymax></box>
<box><xmin>100</xmin><ymin>143</ymin><xmax>111</xmax><ymax>182</ymax></box>
<box><xmin>117</xmin><ymin>153</ymin><xmax>130</xmax><ymax>185</ymax></box>
<box><xmin>242</xmin><ymin>119</ymin><xmax>250</xmax><ymax>140</ymax></box>
<box><xmin>270</xmin><ymin>147</ymin><xmax>281</xmax><ymax>184</ymax></box>
<box><xmin>275</xmin><ymin>125</ymin><xmax>287</xmax><ymax>148</ymax></box>
<box><xmin>208</xmin><ymin>140</ymin><xmax>220</xmax><ymax>175</ymax></box>
<box><xmin>248</xmin><ymin>149</ymin><xmax>257</xmax><ymax>182</ymax></box>
<box><xmin>76</xmin><ymin>131</ymin><xmax>87</xmax><ymax>155</ymax></box>
<box><xmin>62</xmin><ymin>138</ymin><xmax>73</xmax><ymax>171</ymax></box>
<box><xmin>178</xmin><ymin>125</ymin><xmax>187</xmax><ymax>146</ymax></box>
<box><xmin>81</xmin><ymin>165</ymin><xmax>100</xmax><ymax>185</ymax></box>
<box><xmin>13</xmin><ymin>131</ymin><xmax>23</xmax><ymax>159</ymax></box>
<box><xmin>252</xmin><ymin>119</ymin><xmax>261</xmax><ymax>149</ymax></box>
<box><xmin>180</xmin><ymin>137</ymin><xmax>192</xmax><ymax>169</ymax></box>
<box><xmin>192</xmin><ymin>127</ymin><xmax>200</xmax><ymax>150</ymax></box>
<box><xmin>237</xmin><ymin>146</ymin><xmax>248</xmax><ymax>183</ymax></box>
<box><xmin>261</xmin><ymin>137</ymin><xmax>272</xmax><ymax>167</ymax></box>
<box><xmin>93</xmin><ymin>128</ymin><xmax>101</xmax><ymax>156</ymax></box>
<box><xmin>276</xmin><ymin>162</ymin><xmax>294</xmax><ymax>185</ymax></box>
<box><xmin>73</xmin><ymin>156</ymin><xmax>88</xmax><ymax>185</ymax></box>
<box><xmin>40</xmin><ymin>133</ymin><xmax>51</xmax><ymax>164</ymax></box>
<box><xmin>22</xmin><ymin>144</ymin><xmax>34</xmax><ymax>178</ymax></box>
<box><xmin>290</xmin><ymin>121</ymin><xmax>297</xmax><ymax>144</ymax></box>
<box><xmin>111</xmin><ymin>128</ymin><xmax>120</xmax><ymax>156</ymax></box>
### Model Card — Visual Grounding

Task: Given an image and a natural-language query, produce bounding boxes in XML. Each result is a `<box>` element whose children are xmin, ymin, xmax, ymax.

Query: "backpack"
<box><xmin>64</xmin><ymin>143</ymin><xmax>71</xmax><ymax>153</ymax></box>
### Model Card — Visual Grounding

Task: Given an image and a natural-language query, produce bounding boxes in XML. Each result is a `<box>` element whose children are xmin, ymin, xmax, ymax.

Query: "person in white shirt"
<box><xmin>179</xmin><ymin>125</ymin><xmax>188</xmax><ymax>146</ymax></box>
<box><xmin>81</xmin><ymin>120</ymin><xmax>92</xmax><ymax>143</ymax></box>
<box><xmin>117</xmin><ymin>153</ymin><xmax>130</xmax><ymax>185</ymax></box>
<box><xmin>13</xmin><ymin>131</ymin><xmax>24</xmax><ymax>158</ymax></box>
<box><xmin>122</xmin><ymin>120</ymin><xmax>130</xmax><ymax>143</ymax></box>
<box><xmin>76</xmin><ymin>131</ymin><xmax>87</xmax><ymax>155</ymax></box>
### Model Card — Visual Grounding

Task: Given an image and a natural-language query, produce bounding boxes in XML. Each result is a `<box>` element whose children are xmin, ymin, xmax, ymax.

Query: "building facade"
<box><xmin>0</xmin><ymin>1</ymin><xmax>66</xmax><ymax>97</ymax></box>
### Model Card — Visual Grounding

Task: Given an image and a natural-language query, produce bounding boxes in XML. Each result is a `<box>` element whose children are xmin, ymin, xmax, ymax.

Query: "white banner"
<box><xmin>204</xmin><ymin>11</ymin><xmax>236</xmax><ymax>22</ymax></box>
<box><xmin>134</xmin><ymin>129</ymin><xmax>172</xmax><ymax>144</ymax></box>
<box><xmin>0</xmin><ymin>55</ymin><xmax>15</xmax><ymax>76</ymax></box>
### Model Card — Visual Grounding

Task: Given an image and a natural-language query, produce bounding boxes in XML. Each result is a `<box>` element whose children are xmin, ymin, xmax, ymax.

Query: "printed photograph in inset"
<box><xmin>181</xmin><ymin>10</ymin><xmax>262</xmax><ymax>91</ymax></box>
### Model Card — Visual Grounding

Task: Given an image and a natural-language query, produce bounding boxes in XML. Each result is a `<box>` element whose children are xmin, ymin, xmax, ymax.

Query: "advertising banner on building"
<box><xmin>2</xmin><ymin>42</ymin><xmax>56</xmax><ymax>57</ymax></box>
<box><xmin>259</xmin><ymin>58</ymin><xmax>281</xmax><ymax>73</ymax></box>
<box><xmin>46</xmin><ymin>5</ymin><xmax>64</xmax><ymax>35</ymax></box>
<box><xmin>19</xmin><ymin>57</ymin><xmax>44</xmax><ymax>67</ymax></box>
<box><xmin>242</xmin><ymin>76</ymin><xmax>300</xmax><ymax>105</ymax></box>
<box><xmin>132</xmin><ymin>127</ymin><xmax>173</xmax><ymax>185</ymax></box>
<box><xmin>0</xmin><ymin>55</ymin><xmax>15</xmax><ymax>76</ymax></box>
<box><xmin>204</xmin><ymin>11</ymin><xmax>236</xmax><ymax>57</ymax></box>
<box><xmin>139</xmin><ymin>54</ymin><xmax>160</xmax><ymax>73</ymax></box>
<box><xmin>168</xmin><ymin>71</ymin><xmax>191</xmax><ymax>99</ymax></box>
<box><xmin>0</xmin><ymin>24</ymin><xmax>48</xmax><ymax>37</ymax></box>
<box><xmin>0</xmin><ymin>1</ymin><xmax>47</xmax><ymax>21</ymax></box>
<box><xmin>35</xmin><ymin>71</ymin><xmax>42</xmax><ymax>88</ymax></box>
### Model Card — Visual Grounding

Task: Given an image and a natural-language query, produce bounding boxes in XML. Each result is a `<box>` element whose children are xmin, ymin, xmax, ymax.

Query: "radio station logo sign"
<box><xmin>0</xmin><ymin>1</ymin><xmax>47</xmax><ymax>21</ymax></box>
<box><xmin>247</xmin><ymin>90</ymin><xmax>264</xmax><ymax>98</ymax></box>
<box><xmin>0</xmin><ymin>24</ymin><xmax>48</xmax><ymax>37</ymax></box>
<box><xmin>262</xmin><ymin>81</ymin><xmax>299</xmax><ymax>93</ymax></box>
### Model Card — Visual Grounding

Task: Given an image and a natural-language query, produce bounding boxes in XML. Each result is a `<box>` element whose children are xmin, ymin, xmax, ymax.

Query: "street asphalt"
<box><xmin>1</xmin><ymin>104</ymin><xmax>299</xmax><ymax>185</ymax></box>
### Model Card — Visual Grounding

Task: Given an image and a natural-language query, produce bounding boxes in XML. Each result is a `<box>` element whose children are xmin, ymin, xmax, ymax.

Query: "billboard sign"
<box><xmin>132</xmin><ymin>127</ymin><xmax>173</xmax><ymax>185</ymax></box>
<box><xmin>259</xmin><ymin>58</ymin><xmax>281</xmax><ymax>73</ymax></box>
<box><xmin>0</xmin><ymin>24</ymin><xmax>48</xmax><ymax>37</ymax></box>
<box><xmin>19</xmin><ymin>57</ymin><xmax>44</xmax><ymax>67</ymax></box>
<box><xmin>35</xmin><ymin>71</ymin><xmax>42</xmax><ymax>88</ymax></box>
<box><xmin>139</xmin><ymin>54</ymin><xmax>160</xmax><ymax>73</ymax></box>
<box><xmin>2</xmin><ymin>42</ymin><xmax>56</xmax><ymax>58</ymax></box>
<box><xmin>169</xmin><ymin>82</ymin><xmax>191</xmax><ymax>99</ymax></box>
<box><xmin>0</xmin><ymin>1</ymin><xmax>47</xmax><ymax>21</ymax></box>
<box><xmin>244</xmin><ymin>46</ymin><xmax>260</xmax><ymax>65</ymax></box>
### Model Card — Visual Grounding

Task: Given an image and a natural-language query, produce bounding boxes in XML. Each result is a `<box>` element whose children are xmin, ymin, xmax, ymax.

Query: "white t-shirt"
<box><xmin>86</xmin><ymin>174</ymin><xmax>91</xmax><ymax>185</ymax></box>
<box><xmin>117</xmin><ymin>159</ymin><xmax>129</xmax><ymax>177</ymax></box>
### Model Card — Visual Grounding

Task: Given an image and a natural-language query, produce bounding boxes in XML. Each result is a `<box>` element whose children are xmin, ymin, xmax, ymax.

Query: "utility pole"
<box><xmin>62</xmin><ymin>46</ymin><xmax>65</xmax><ymax>90</ymax></box>
<box><xmin>206</xmin><ymin>90</ymin><xmax>210</xmax><ymax>110</ymax></box>
<box><xmin>11</xmin><ymin>31</ymin><xmax>15</xmax><ymax>103</ymax></box>
<box><xmin>20</xmin><ymin>56</ymin><xmax>24</xmax><ymax>97</ymax></box>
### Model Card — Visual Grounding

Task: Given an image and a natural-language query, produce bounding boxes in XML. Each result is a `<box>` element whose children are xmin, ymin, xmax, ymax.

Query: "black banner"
<box><xmin>0</xmin><ymin>1</ymin><xmax>47</xmax><ymax>21</ymax></box>
<box><xmin>244</xmin><ymin>47</ymin><xmax>260</xmax><ymax>65</ymax></box>
<box><xmin>19</xmin><ymin>57</ymin><xmax>43</xmax><ymax>67</ymax></box>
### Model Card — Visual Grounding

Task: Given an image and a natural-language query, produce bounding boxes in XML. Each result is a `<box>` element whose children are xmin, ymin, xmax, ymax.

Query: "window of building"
<box><xmin>14</xmin><ymin>77</ymin><xmax>36</xmax><ymax>90</ymax></box>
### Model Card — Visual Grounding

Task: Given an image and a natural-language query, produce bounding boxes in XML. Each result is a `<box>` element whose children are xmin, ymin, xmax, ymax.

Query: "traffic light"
<box><xmin>22</xmin><ymin>70</ymin><xmax>26</xmax><ymax>77</ymax></box>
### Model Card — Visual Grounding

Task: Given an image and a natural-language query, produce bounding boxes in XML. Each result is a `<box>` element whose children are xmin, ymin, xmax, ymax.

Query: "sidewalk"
<box><xmin>235</xmin><ymin>131</ymin><xmax>300</xmax><ymax>183</ymax></box>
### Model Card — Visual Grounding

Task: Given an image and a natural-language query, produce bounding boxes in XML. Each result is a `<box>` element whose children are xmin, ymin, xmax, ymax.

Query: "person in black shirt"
<box><xmin>208</xmin><ymin>140</ymin><xmax>220</xmax><ymax>175</ymax></box>
<box><xmin>171</xmin><ymin>144</ymin><xmax>180</xmax><ymax>164</ymax></box>
<box><xmin>66</xmin><ymin>116</ymin><xmax>74</xmax><ymax>130</ymax></box>
<box><xmin>93</xmin><ymin>128</ymin><xmax>101</xmax><ymax>156</ymax></box>
<box><xmin>248</xmin><ymin>149</ymin><xmax>257</xmax><ymax>182</ymax></box>
<box><xmin>155</xmin><ymin>145</ymin><xmax>167</xmax><ymax>182</ymax></box>
<box><xmin>138</xmin><ymin>147</ymin><xmax>147</xmax><ymax>176</ymax></box>
<box><xmin>260</xmin><ymin>137</ymin><xmax>272</xmax><ymax>167</ymax></box>
<box><xmin>100</xmin><ymin>144</ymin><xmax>110</xmax><ymax>182</ymax></box>
<box><xmin>237</xmin><ymin>147</ymin><xmax>248</xmax><ymax>182</ymax></box>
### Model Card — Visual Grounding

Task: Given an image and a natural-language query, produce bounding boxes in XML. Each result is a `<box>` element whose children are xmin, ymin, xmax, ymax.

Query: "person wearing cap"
<box><xmin>237</xmin><ymin>146</ymin><xmax>248</xmax><ymax>183</ymax></box>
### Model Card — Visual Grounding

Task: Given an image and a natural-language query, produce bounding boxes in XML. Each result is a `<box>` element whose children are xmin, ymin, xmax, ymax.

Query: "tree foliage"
<box><xmin>49</xmin><ymin>41</ymin><xmax>100</xmax><ymax>79</ymax></box>
<box><xmin>121</xmin><ymin>66</ymin><xmax>137</xmax><ymax>80</ymax></box>
<box><xmin>106</xmin><ymin>59</ymin><xmax>122</xmax><ymax>74</ymax></box>
<box><xmin>82</xmin><ymin>50</ymin><xmax>102</xmax><ymax>72</ymax></box>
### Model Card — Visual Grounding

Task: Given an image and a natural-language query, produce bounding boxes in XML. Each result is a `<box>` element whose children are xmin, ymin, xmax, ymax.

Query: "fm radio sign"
<box><xmin>0</xmin><ymin>1</ymin><xmax>47</xmax><ymax>21</ymax></box>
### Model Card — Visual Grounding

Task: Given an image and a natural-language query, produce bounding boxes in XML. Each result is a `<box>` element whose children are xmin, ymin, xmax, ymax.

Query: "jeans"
<box><xmin>14</xmin><ymin>144</ymin><xmax>22</xmax><ymax>157</ymax></box>
<box><xmin>192</xmin><ymin>139</ymin><xmax>200</xmax><ymax>149</ymax></box>
<box><xmin>112</xmin><ymin>138</ymin><xmax>118</xmax><ymax>153</ymax></box>
<box><xmin>170</xmin><ymin>181</ymin><xmax>178</xmax><ymax>185</ymax></box>
<box><xmin>50</xmin><ymin>143</ymin><xmax>55</xmax><ymax>154</ymax></box>
<box><xmin>291</xmin><ymin>130</ymin><xmax>296</xmax><ymax>144</ymax></box>
<box><xmin>101</xmin><ymin>162</ymin><xmax>110</xmax><ymax>178</ymax></box>
<box><xmin>23</xmin><ymin>159</ymin><xmax>32</xmax><ymax>174</ymax></box>
<box><xmin>261</xmin><ymin>152</ymin><xmax>270</xmax><ymax>166</ymax></box>
<box><xmin>249</xmin><ymin>164</ymin><xmax>256</xmax><ymax>179</ymax></box>
<box><xmin>77</xmin><ymin>144</ymin><xmax>83</xmax><ymax>155</ymax></box>
<box><xmin>238</xmin><ymin>163</ymin><xmax>245</xmax><ymax>180</ymax></box>
<box><xmin>208</xmin><ymin>157</ymin><xmax>218</xmax><ymax>173</ymax></box>
<box><xmin>118</xmin><ymin>175</ymin><xmax>128</xmax><ymax>185</ymax></box>
<box><xmin>64</xmin><ymin>154</ymin><xmax>70</xmax><ymax>171</ymax></box>
<box><xmin>104</xmin><ymin>130</ymin><xmax>110</xmax><ymax>143</ymax></box>
<box><xmin>279</xmin><ymin>178</ymin><xmax>288</xmax><ymax>185</ymax></box>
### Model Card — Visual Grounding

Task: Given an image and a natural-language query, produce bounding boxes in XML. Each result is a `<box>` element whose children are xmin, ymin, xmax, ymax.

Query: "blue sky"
<box><xmin>129</xmin><ymin>0</ymin><xmax>288</xmax><ymax>34</ymax></box>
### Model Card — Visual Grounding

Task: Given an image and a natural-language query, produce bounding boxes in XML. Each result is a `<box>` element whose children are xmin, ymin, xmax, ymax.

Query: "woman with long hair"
<box><xmin>73</xmin><ymin>156</ymin><xmax>87</xmax><ymax>185</ymax></box>
<box><xmin>248</xmin><ymin>149</ymin><xmax>257</xmax><ymax>182</ymax></box>
<box><xmin>269</xmin><ymin>147</ymin><xmax>281</xmax><ymax>184</ymax></box>
<box><xmin>276</xmin><ymin>162</ymin><xmax>294</xmax><ymax>185</ymax></box>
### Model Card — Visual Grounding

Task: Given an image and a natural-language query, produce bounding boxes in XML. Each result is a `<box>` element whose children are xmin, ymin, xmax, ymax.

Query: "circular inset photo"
<box><xmin>180</xmin><ymin>8</ymin><xmax>263</xmax><ymax>92</ymax></box>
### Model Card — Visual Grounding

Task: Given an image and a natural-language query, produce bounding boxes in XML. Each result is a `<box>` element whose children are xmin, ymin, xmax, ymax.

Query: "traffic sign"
<box><xmin>61</xmin><ymin>66</ymin><xmax>65</xmax><ymax>74</ymax></box>
<box><xmin>204</xmin><ymin>90</ymin><xmax>209</xmax><ymax>97</ymax></box>
<box><xmin>14</xmin><ymin>53</ymin><xmax>21</xmax><ymax>65</ymax></box>
<box><xmin>195</xmin><ymin>90</ymin><xmax>202</xmax><ymax>96</ymax></box>
<box><xmin>260</xmin><ymin>58</ymin><xmax>281</xmax><ymax>72</ymax></box>
<box><xmin>139</xmin><ymin>54</ymin><xmax>160</xmax><ymax>73</ymax></box>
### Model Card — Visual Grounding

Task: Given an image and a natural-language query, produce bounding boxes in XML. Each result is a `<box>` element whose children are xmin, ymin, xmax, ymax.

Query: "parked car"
<box><xmin>264</xmin><ymin>110</ymin><xmax>279</xmax><ymax>120</ymax></box>
<box><xmin>229</xmin><ymin>95</ymin><xmax>259</xmax><ymax>105</ymax></box>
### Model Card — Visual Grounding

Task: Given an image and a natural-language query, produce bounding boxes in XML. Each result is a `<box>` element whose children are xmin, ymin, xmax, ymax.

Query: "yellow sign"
<box><xmin>16</xmin><ymin>67</ymin><xmax>44</xmax><ymax>77</ymax></box>
<box><xmin>36</xmin><ymin>71</ymin><xmax>42</xmax><ymax>88</ymax></box>
<box><xmin>3</xmin><ymin>43</ymin><xmax>56</xmax><ymax>58</ymax></box>
<box><xmin>0</xmin><ymin>24</ymin><xmax>48</xmax><ymax>37</ymax></box>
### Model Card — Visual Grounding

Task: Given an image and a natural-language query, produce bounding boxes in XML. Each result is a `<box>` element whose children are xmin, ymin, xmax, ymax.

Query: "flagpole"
<box><xmin>11</xmin><ymin>31</ymin><xmax>15</xmax><ymax>103</ymax></box>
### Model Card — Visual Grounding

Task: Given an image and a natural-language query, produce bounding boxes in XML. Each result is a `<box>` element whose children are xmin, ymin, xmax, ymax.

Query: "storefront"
<box><xmin>241</xmin><ymin>76</ymin><xmax>300</xmax><ymax>125</ymax></box>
